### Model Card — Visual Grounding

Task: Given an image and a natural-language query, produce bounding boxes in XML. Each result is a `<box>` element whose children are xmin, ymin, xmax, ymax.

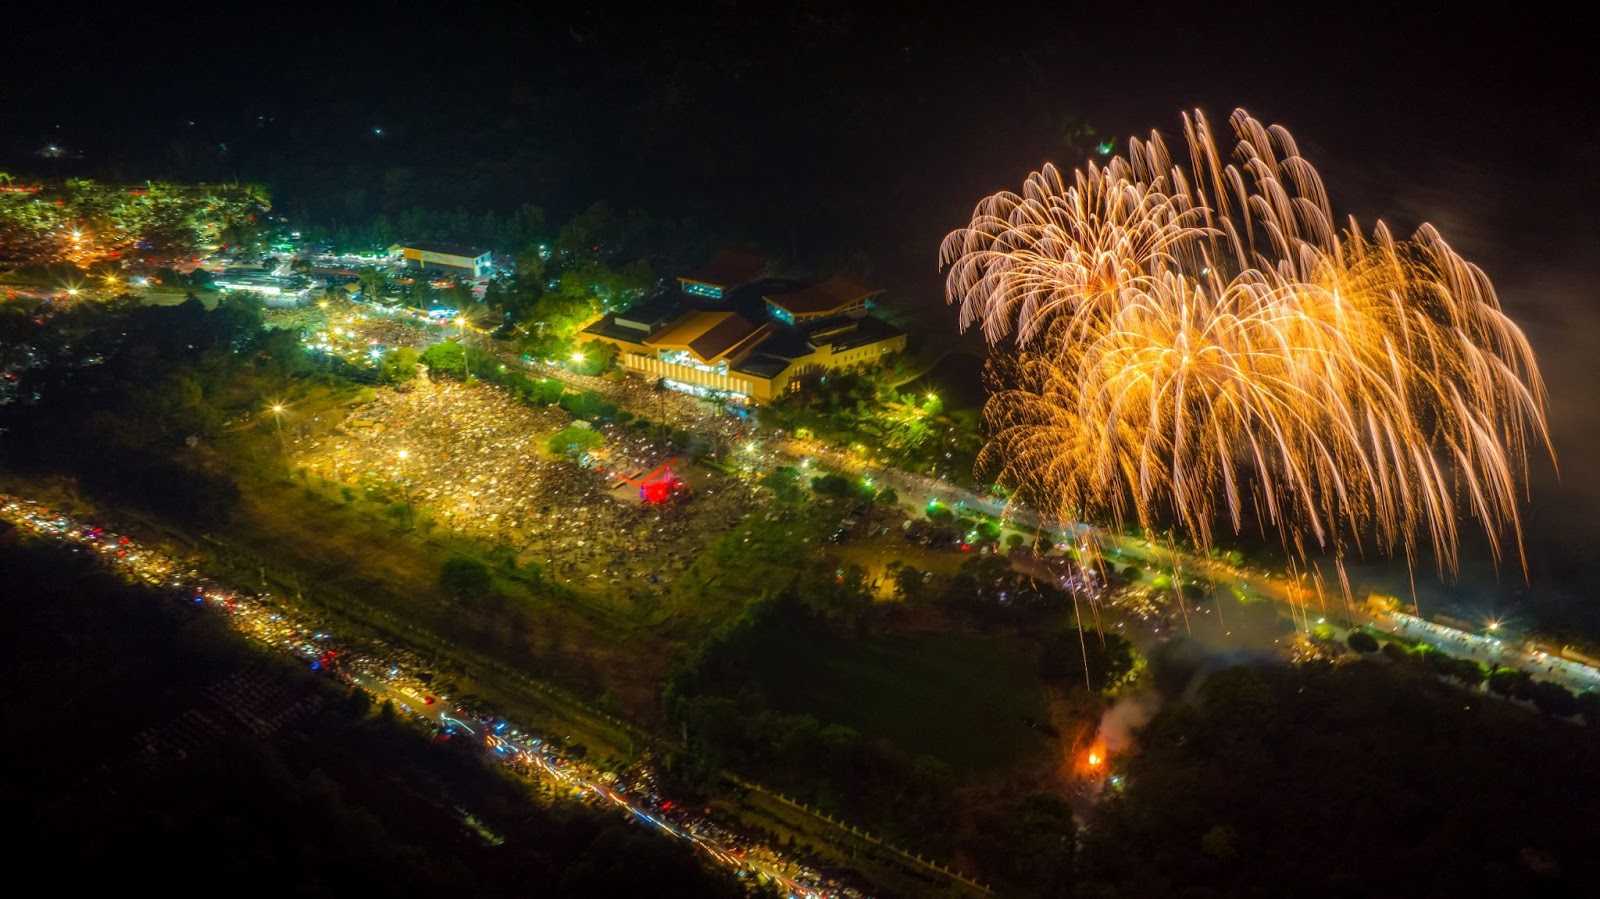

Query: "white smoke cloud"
<box><xmin>1098</xmin><ymin>691</ymin><xmax>1162</xmax><ymax>753</ymax></box>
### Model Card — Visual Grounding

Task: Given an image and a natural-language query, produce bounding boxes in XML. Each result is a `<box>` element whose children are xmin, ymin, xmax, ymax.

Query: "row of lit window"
<box><xmin>683</xmin><ymin>282</ymin><xmax>722</xmax><ymax>298</ymax></box>
<box><xmin>657</xmin><ymin>349</ymin><xmax>729</xmax><ymax>375</ymax></box>
<box><xmin>765</xmin><ymin>298</ymin><xmax>870</xmax><ymax>323</ymax></box>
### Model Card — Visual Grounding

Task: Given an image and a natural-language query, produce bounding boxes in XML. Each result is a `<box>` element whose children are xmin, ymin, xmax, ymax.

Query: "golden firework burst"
<box><xmin>942</xmin><ymin>108</ymin><xmax>1552</xmax><ymax>579</ymax></box>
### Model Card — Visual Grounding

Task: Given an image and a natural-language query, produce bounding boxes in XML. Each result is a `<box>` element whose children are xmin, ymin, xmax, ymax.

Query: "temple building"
<box><xmin>582</xmin><ymin>255</ymin><xmax>906</xmax><ymax>404</ymax></box>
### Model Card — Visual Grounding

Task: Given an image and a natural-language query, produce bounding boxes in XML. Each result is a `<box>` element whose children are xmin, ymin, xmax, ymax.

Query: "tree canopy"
<box><xmin>548</xmin><ymin>425</ymin><xmax>603</xmax><ymax>459</ymax></box>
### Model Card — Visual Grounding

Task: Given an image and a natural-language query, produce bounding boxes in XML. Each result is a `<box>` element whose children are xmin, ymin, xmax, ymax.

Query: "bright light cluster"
<box><xmin>941</xmin><ymin>108</ymin><xmax>1553</xmax><ymax>579</ymax></box>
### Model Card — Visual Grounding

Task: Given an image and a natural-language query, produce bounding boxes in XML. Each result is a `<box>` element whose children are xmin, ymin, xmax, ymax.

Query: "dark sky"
<box><xmin>5</xmin><ymin>5</ymin><xmax>1593</xmax><ymax>289</ymax></box>
<box><xmin>5</xmin><ymin>1</ymin><xmax>1599</xmax><ymax>624</ymax></box>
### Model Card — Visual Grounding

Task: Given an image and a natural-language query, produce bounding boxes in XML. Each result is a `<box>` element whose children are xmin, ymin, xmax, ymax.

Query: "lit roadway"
<box><xmin>772</xmin><ymin>435</ymin><xmax>1600</xmax><ymax>693</ymax></box>
<box><xmin>350</xmin><ymin>676</ymin><xmax>829</xmax><ymax>897</ymax></box>
<box><xmin>353</xmin><ymin>335</ymin><xmax>1600</xmax><ymax>693</ymax></box>
<box><xmin>488</xmin><ymin>352</ymin><xmax>1600</xmax><ymax>690</ymax></box>
<box><xmin>0</xmin><ymin>494</ymin><xmax>850</xmax><ymax>899</ymax></box>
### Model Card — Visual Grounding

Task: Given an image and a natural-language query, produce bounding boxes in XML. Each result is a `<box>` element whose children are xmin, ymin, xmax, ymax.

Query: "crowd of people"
<box><xmin>523</xmin><ymin>357</ymin><xmax>752</xmax><ymax>446</ymax></box>
<box><xmin>282</xmin><ymin>300</ymin><xmax>436</xmax><ymax>365</ymax></box>
<box><xmin>291</xmin><ymin>378</ymin><xmax>761</xmax><ymax>597</ymax></box>
<box><xmin>1387</xmin><ymin>610</ymin><xmax>1600</xmax><ymax>691</ymax></box>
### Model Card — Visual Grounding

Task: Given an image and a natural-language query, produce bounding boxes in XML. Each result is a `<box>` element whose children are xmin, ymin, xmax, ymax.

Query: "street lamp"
<box><xmin>269</xmin><ymin>403</ymin><xmax>289</xmax><ymax>474</ymax></box>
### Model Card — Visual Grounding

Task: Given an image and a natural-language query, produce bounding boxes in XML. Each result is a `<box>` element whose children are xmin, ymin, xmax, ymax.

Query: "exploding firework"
<box><xmin>941</xmin><ymin>108</ymin><xmax>1552</xmax><ymax>579</ymax></box>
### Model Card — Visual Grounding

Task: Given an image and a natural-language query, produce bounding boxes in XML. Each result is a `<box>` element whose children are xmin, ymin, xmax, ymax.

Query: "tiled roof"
<box><xmin>765</xmin><ymin>275</ymin><xmax>883</xmax><ymax>316</ymax></box>
<box><xmin>679</xmin><ymin>249</ymin><xmax>768</xmax><ymax>288</ymax></box>
<box><xmin>644</xmin><ymin>311</ymin><xmax>767</xmax><ymax>363</ymax></box>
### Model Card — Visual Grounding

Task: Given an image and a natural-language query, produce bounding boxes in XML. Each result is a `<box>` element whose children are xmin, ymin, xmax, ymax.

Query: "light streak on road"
<box><xmin>439</xmin><ymin>714</ymin><xmax>475</xmax><ymax>734</ymax></box>
<box><xmin>0</xmin><ymin>493</ymin><xmax>856</xmax><ymax>899</ymax></box>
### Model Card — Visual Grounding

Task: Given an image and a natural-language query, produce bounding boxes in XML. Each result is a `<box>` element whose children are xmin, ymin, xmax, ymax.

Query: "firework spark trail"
<box><xmin>942</xmin><ymin>108</ymin><xmax>1553</xmax><ymax>587</ymax></box>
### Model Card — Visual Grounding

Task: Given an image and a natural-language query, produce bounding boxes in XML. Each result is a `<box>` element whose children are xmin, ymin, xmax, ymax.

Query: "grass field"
<box><xmin>753</xmin><ymin>629</ymin><xmax>1049</xmax><ymax>773</ymax></box>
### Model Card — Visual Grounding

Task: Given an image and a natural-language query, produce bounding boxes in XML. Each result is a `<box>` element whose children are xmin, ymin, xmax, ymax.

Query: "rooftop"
<box><xmin>751</xmin><ymin>325</ymin><xmax>814</xmax><ymax>360</ymax></box>
<box><xmin>644</xmin><ymin>310</ymin><xmax>769</xmax><ymax>364</ymax></box>
<box><xmin>765</xmin><ymin>274</ymin><xmax>884</xmax><ymax>316</ymax></box>
<box><xmin>722</xmin><ymin>276</ymin><xmax>806</xmax><ymax>319</ymax></box>
<box><xmin>398</xmin><ymin>241</ymin><xmax>491</xmax><ymax>259</ymax></box>
<box><xmin>803</xmin><ymin>313</ymin><xmax>906</xmax><ymax>351</ymax></box>
<box><xmin>582</xmin><ymin>316</ymin><xmax>654</xmax><ymax>345</ymax></box>
<box><xmin>613</xmin><ymin>295</ymin><xmax>683</xmax><ymax>332</ymax></box>
<box><xmin>679</xmin><ymin>249</ymin><xmax>768</xmax><ymax>289</ymax></box>
<box><xmin>731</xmin><ymin>353</ymin><xmax>793</xmax><ymax>380</ymax></box>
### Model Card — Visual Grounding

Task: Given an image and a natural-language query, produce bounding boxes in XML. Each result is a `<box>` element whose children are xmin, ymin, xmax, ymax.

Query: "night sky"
<box><xmin>6</xmin><ymin>2</ymin><xmax>1598</xmax><ymax>620</ymax></box>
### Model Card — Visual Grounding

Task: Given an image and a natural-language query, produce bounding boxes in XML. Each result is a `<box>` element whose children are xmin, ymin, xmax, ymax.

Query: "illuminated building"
<box><xmin>583</xmin><ymin>263</ymin><xmax>907</xmax><ymax>404</ymax></box>
<box><xmin>389</xmin><ymin>242</ymin><xmax>494</xmax><ymax>279</ymax></box>
<box><xmin>213</xmin><ymin>272</ymin><xmax>310</xmax><ymax>306</ymax></box>
<box><xmin>763</xmin><ymin>275</ymin><xmax>883</xmax><ymax>325</ymax></box>
<box><xmin>676</xmin><ymin>249</ymin><xmax>768</xmax><ymax>300</ymax></box>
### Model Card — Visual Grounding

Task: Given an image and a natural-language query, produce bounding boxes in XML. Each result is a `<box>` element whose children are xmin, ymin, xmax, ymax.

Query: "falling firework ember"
<box><xmin>941</xmin><ymin>108</ymin><xmax>1552</xmax><ymax>581</ymax></box>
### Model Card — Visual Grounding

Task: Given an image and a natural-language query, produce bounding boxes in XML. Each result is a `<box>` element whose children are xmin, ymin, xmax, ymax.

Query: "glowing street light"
<box><xmin>571</xmin><ymin>351</ymin><xmax>586</xmax><ymax>364</ymax></box>
<box><xmin>268</xmin><ymin>403</ymin><xmax>289</xmax><ymax>473</ymax></box>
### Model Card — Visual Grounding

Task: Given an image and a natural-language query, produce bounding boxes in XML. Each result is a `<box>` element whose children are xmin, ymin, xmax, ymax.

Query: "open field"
<box><xmin>753</xmin><ymin>629</ymin><xmax>1051</xmax><ymax>773</ymax></box>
